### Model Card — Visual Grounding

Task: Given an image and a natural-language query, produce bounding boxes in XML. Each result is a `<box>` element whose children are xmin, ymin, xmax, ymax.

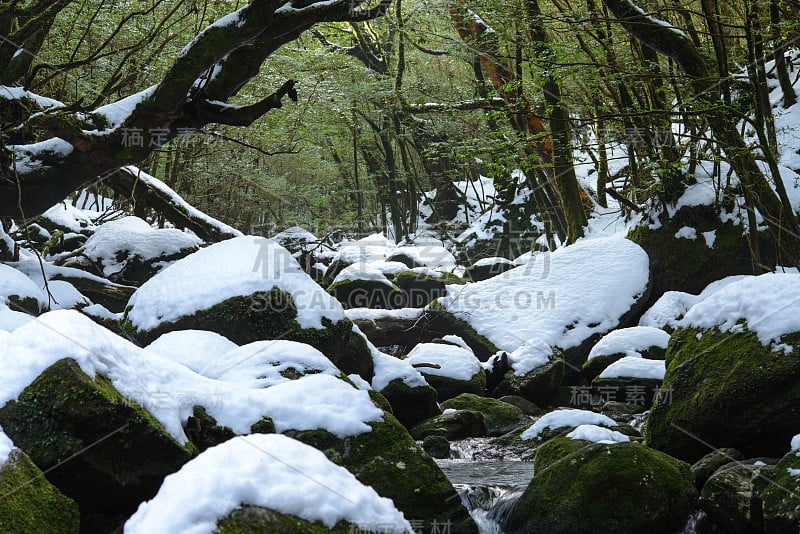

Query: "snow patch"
<box><xmin>566</xmin><ymin>424</ymin><xmax>631</xmax><ymax>444</ymax></box>
<box><xmin>521</xmin><ymin>409</ymin><xmax>617</xmax><ymax>440</ymax></box>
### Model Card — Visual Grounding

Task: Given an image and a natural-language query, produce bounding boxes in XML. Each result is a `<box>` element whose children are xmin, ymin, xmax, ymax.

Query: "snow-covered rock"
<box><xmin>125</xmin><ymin>434</ymin><xmax>411</xmax><ymax>534</ymax></box>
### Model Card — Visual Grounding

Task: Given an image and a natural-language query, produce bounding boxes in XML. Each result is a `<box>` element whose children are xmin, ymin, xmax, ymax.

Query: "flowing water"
<box><xmin>435</xmin><ymin>439</ymin><xmax>536</xmax><ymax>534</ymax></box>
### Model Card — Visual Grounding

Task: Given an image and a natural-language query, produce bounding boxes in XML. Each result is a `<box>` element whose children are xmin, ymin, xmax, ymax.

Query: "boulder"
<box><xmin>288</xmin><ymin>410</ymin><xmax>478</xmax><ymax>533</ymax></box>
<box><xmin>505</xmin><ymin>438</ymin><xmax>698</xmax><ymax>533</ymax></box>
<box><xmin>582</xmin><ymin>326</ymin><xmax>669</xmax><ymax>380</ymax></box>
<box><xmin>216</xmin><ymin>506</ymin><xmax>357</xmax><ymax>533</ymax></box>
<box><xmin>410</xmin><ymin>410</ymin><xmax>487</xmax><ymax>441</ymax></box>
<box><xmin>0</xmin><ymin>358</ymin><xmax>193</xmax><ymax>530</ymax></box>
<box><xmin>760</xmin><ymin>450</ymin><xmax>800</xmax><ymax>533</ymax></box>
<box><xmin>0</xmin><ymin>448</ymin><xmax>80</xmax><ymax>533</ymax></box>
<box><xmin>691</xmin><ymin>448</ymin><xmax>744</xmax><ymax>490</ymax></box>
<box><xmin>627</xmin><ymin>205</ymin><xmax>770</xmax><ymax>303</ymax></box>
<box><xmin>491</xmin><ymin>358</ymin><xmax>564</xmax><ymax>409</ymax></box>
<box><xmin>700</xmin><ymin>461</ymin><xmax>773</xmax><ymax>533</ymax></box>
<box><xmin>123</xmin><ymin>237</ymin><xmax>373</xmax><ymax>377</ymax></box>
<box><xmin>393</xmin><ymin>270</ymin><xmax>462</xmax><ymax>308</ymax></box>
<box><xmin>645</xmin><ymin>328</ymin><xmax>800</xmax><ymax>462</ymax></box>
<box><xmin>404</xmin><ymin>342</ymin><xmax>486</xmax><ymax>401</ymax></box>
<box><xmin>327</xmin><ymin>278</ymin><xmax>406</xmax><ymax>310</ymax></box>
<box><xmin>422</xmin><ymin>435</ymin><xmax>451</xmax><ymax>459</ymax></box>
<box><xmin>376</xmin><ymin>378</ymin><xmax>441</xmax><ymax>428</ymax></box>
<box><xmin>442</xmin><ymin>393</ymin><xmax>530</xmax><ymax>436</ymax></box>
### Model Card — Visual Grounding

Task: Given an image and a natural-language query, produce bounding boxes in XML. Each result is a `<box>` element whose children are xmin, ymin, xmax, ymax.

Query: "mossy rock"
<box><xmin>186</xmin><ymin>406</ymin><xmax>237</xmax><ymax>452</ymax></box>
<box><xmin>491</xmin><ymin>357</ymin><xmax>565</xmax><ymax>409</ymax></box>
<box><xmin>442</xmin><ymin>393</ymin><xmax>530</xmax><ymax>436</ymax></box>
<box><xmin>691</xmin><ymin>448</ymin><xmax>744</xmax><ymax>491</ymax></box>
<box><xmin>0</xmin><ymin>449</ymin><xmax>80</xmax><ymax>534</ymax></box>
<box><xmin>216</xmin><ymin>505</ymin><xmax>358</xmax><ymax>533</ymax></box>
<box><xmin>410</xmin><ymin>410</ymin><xmax>487</xmax><ymax>440</ymax></box>
<box><xmin>582</xmin><ymin>353</ymin><xmax>625</xmax><ymax>381</ymax></box>
<box><xmin>0</xmin><ymin>358</ymin><xmax>193</xmax><ymax>527</ymax></box>
<box><xmin>50</xmin><ymin>272</ymin><xmax>135</xmax><ymax>314</ymax></box>
<box><xmin>422</xmin><ymin>435</ymin><xmax>451</xmax><ymax>459</ymax></box>
<box><xmin>505</xmin><ymin>438</ymin><xmax>698</xmax><ymax>534</ymax></box>
<box><xmin>327</xmin><ymin>279</ymin><xmax>406</xmax><ymax>310</ymax></box>
<box><xmin>645</xmin><ymin>328</ymin><xmax>800</xmax><ymax>462</ymax></box>
<box><xmin>110</xmin><ymin>247</ymin><xmax>198</xmax><ymax>286</ymax></box>
<box><xmin>393</xmin><ymin>270</ymin><xmax>463</xmax><ymax>308</ymax></box>
<box><xmin>699</xmin><ymin>462</ymin><xmax>772</xmax><ymax>533</ymax></box>
<box><xmin>420</xmin><ymin>302</ymin><xmax>500</xmax><ymax>361</ymax></box>
<box><xmin>590</xmin><ymin>377</ymin><xmax>662</xmax><ymax>409</ymax></box>
<box><xmin>123</xmin><ymin>289</ymin><xmax>373</xmax><ymax>378</ymax></box>
<box><xmin>760</xmin><ymin>451</ymin><xmax>800</xmax><ymax>532</ymax></box>
<box><xmin>287</xmin><ymin>412</ymin><xmax>477</xmax><ymax>533</ymax></box>
<box><xmin>6</xmin><ymin>295</ymin><xmax>44</xmax><ymax>315</ymax></box>
<box><xmin>418</xmin><ymin>368</ymin><xmax>486</xmax><ymax>402</ymax></box>
<box><xmin>377</xmin><ymin>378</ymin><xmax>440</xmax><ymax>428</ymax></box>
<box><xmin>497</xmin><ymin>395</ymin><xmax>542</xmax><ymax>416</ymax></box>
<box><xmin>627</xmin><ymin>206</ymin><xmax>771</xmax><ymax>304</ymax></box>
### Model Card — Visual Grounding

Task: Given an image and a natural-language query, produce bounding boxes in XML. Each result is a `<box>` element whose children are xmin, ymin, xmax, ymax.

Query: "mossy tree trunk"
<box><xmin>0</xmin><ymin>0</ymin><xmax>392</xmax><ymax>220</ymax></box>
<box><xmin>603</xmin><ymin>0</ymin><xmax>800</xmax><ymax>264</ymax></box>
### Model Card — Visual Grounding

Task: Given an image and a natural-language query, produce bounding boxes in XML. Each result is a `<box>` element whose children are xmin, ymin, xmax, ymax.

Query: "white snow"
<box><xmin>404</xmin><ymin>343</ymin><xmax>481</xmax><ymax>381</ymax></box>
<box><xmin>333</xmin><ymin>264</ymin><xmax>395</xmax><ymax>287</ymax></box>
<box><xmin>127</xmin><ymin>236</ymin><xmax>345</xmax><ymax>332</ymax></box>
<box><xmin>145</xmin><ymin>330</ymin><xmax>239</xmax><ymax>373</ymax></box>
<box><xmin>0</xmin><ymin>86</ymin><xmax>64</xmax><ymax>109</ymax></box>
<box><xmin>122</xmin><ymin>167</ymin><xmax>243</xmax><ymax>238</ymax></box>
<box><xmin>702</xmin><ymin>230</ymin><xmax>717</xmax><ymax>248</ymax></box>
<box><xmin>82</xmin><ymin>216</ymin><xmax>201</xmax><ymax>278</ymax></box>
<box><xmin>81</xmin><ymin>303</ymin><xmax>122</xmax><ymax>321</ymax></box>
<box><xmin>92</xmin><ymin>85</ymin><xmax>157</xmax><ymax>131</ymax></box>
<box><xmin>275</xmin><ymin>0</ymin><xmax>340</xmax><ymax>14</ymax></box>
<box><xmin>638</xmin><ymin>275</ymin><xmax>751</xmax><ymax>330</ymax></box>
<box><xmin>359</xmin><ymin>324</ymin><xmax>427</xmax><ymax>391</ymax></box>
<box><xmin>124</xmin><ymin>434</ymin><xmax>410</xmax><ymax>534</ymax></box>
<box><xmin>0</xmin><ymin>426</ymin><xmax>13</xmax><ymax>465</ymax></box>
<box><xmin>674</xmin><ymin>226</ymin><xmax>697</xmax><ymax>240</ymax></box>
<box><xmin>441</xmin><ymin>335</ymin><xmax>471</xmax><ymax>351</ymax></box>
<box><xmin>44</xmin><ymin>280</ymin><xmax>91</xmax><ymax>310</ymax></box>
<box><xmin>473</xmin><ymin>257</ymin><xmax>514</xmax><ymax>268</ymax></box>
<box><xmin>0</xmin><ymin>304</ymin><xmax>34</xmax><ymax>331</ymax></box>
<box><xmin>388</xmin><ymin>245</ymin><xmax>456</xmax><ymax>271</ymax></box>
<box><xmin>788</xmin><ymin>468</ymin><xmax>800</xmax><ymax>477</ymax></box>
<box><xmin>792</xmin><ymin>434</ymin><xmax>800</xmax><ymax>452</ymax></box>
<box><xmin>0</xmin><ymin>311</ymin><xmax>383</xmax><ymax>443</ymax></box>
<box><xmin>598</xmin><ymin>356</ymin><xmax>666</xmax><ymax>380</ymax></box>
<box><xmin>0</xmin><ymin>263</ymin><xmax>47</xmax><ymax>311</ymax></box>
<box><xmin>199</xmin><ymin>340</ymin><xmax>340</xmax><ymax>388</ymax></box>
<box><xmin>9</xmin><ymin>137</ymin><xmax>74</xmax><ymax>174</ymax></box>
<box><xmin>587</xmin><ymin>327</ymin><xmax>670</xmax><ymax>361</ymax></box>
<box><xmin>437</xmin><ymin>237</ymin><xmax>649</xmax><ymax>352</ymax></box>
<box><xmin>344</xmin><ymin>307</ymin><xmax>422</xmax><ymax>322</ymax></box>
<box><xmin>521</xmin><ymin>409</ymin><xmax>617</xmax><ymax>440</ymax></box>
<box><xmin>506</xmin><ymin>338</ymin><xmax>553</xmax><ymax>376</ymax></box>
<box><xmin>566</xmin><ymin>424</ymin><xmax>631</xmax><ymax>444</ymax></box>
<box><xmin>348</xmin><ymin>374</ymin><xmax>372</xmax><ymax>391</ymax></box>
<box><xmin>41</xmin><ymin>202</ymin><xmax>96</xmax><ymax>233</ymax></box>
<box><xmin>681</xmin><ymin>273</ymin><xmax>800</xmax><ymax>346</ymax></box>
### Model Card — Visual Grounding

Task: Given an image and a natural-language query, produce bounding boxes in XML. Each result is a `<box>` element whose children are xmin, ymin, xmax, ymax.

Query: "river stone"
<box><xmin>691</xmin><ymin>448</ymin><xmax>744</xmax><ymax>490</ymax></box>
<box><xmin>410</xmin><ymin>410</ymin><xmax>487</xmax><ymax>441</ymax></box>
<box><xmin>422</xmin><ymin>435</ymin><xmax>451</xmax><ymax>459</ymax></box>
<box><xmin>376</xmin><ymin>377</ymin><xmax>440</xmax><ymax>428</ymax></box>
<box><xmin>442</xmin><ymin>393</ymin><xmax>530</xmax><ymax>436</ymax></box>
<box><xmin>700</xmin><ymin>462</ymin><xmax>771</xmax><ymax>533</ymax></box>
<box><xmin>506</xmin><ymin>438</ymin><xmax>698</xmax><ymax>533</ymax></box>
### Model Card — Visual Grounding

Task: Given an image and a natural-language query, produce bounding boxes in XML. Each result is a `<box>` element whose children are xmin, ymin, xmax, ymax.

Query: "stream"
<box><xmin>435</xmin><ymin>438</ymin><xmax>536</xmax><ymax>534</ymax></box>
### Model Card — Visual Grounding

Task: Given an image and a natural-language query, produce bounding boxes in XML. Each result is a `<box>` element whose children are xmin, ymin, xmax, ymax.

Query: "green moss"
<box><xmin>492</xmin><ymin>358</ymin><xmax>565</xmax><ymax>409</ymax></box>
<box><xmin>0</xmin><ymin>450</ymin><xmax>80</xmax><ymax>534</ymax></box>
<box><xmin>409</xmin><ymin>410</ymin><xmax>487</xmax><ymax>440</ymax></box>
<box><xmin>441</xmin><ymin>393</ymin><xmax>528</xmax><ymax>436</ymax></box>
<box><xmin>627</xmin><ymin>210</ymin><xmax>769</xmax><ymax>301</ymax></box>
<box><xmin>6</xmin><ymin>295</ymin><xmax>42</xmax><ymax>315</ymax></box>
<box><xmin>760</xmin><ymin>452</ymin><xmax>800</xmax><ymax>531</ymax></box>
<box><xmin>645</xmin><ymin>328</ymin><xmax>800</xmax><ymax>462</ymax></box>
<box><xmin>507</xmin><ymin>440</ymin><xmax>698</xmax><ymax>533</ymax></box>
